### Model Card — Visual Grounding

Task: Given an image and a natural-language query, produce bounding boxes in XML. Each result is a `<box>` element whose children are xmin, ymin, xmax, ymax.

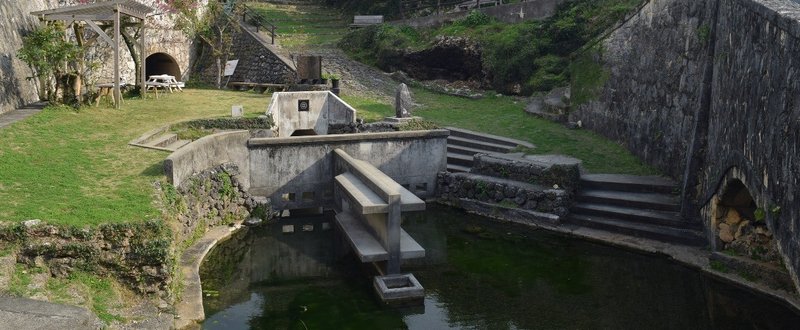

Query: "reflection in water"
<box><xmin>201</xmin><ymin>205</ymin><xmax>800</xmax><ymax>329</ymax></box>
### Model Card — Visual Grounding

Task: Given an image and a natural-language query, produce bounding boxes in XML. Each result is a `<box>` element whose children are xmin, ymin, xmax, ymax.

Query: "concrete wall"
<box><xmin>267</xmin><ymin>91</ymin><xmax>356</xmax><ymax>137</ymax></box>
<box><xmin>570</xmin><ymin>0</ymin><xmax>800</xmax><ymax>291</ymax></box>
<box><xmin>391</xmin><ymin>0</ymin><xmax>566</xmax><ymax>28</ymax></box>
<box><xmin>163</xmin><ymin>131</ymin><xmax>251</xmax><ymax>189</ymax></box>
<box><xmin>248</xmin><ymin>130</ymin><xmax>449</xmax><ymax>209</ymax></box>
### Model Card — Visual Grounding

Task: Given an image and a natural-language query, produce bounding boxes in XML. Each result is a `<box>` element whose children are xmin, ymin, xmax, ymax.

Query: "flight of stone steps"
<box><xmin>568</xmin><ymin>174</ymin><xmax>706</xmax><ymax>246</ymax></box>
<box><xmin>445</xmin><ymin>126</ymin><xmax>535</xmax><ymax>173</ymax></box>
<box><xmin>128</xmin><ymin>126</ymin><xmax>191</xmax><ymax>152</ymax></box>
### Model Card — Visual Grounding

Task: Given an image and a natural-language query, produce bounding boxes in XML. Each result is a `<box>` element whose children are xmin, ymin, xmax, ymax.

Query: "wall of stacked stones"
<box><xmin>699</xmin><ymin>0</ymin><xmax>800</xmax><ymax>290</ymax></box>
<box><xmin>196</xmin><ymin>26</ymin><xmax>295</xmax><ymax>85</ymax></box>
<box><xmin>572</xmin><ymin>0</ymin><xmax>800</xmax><ymax>290</ymax></box>
<box><xmin>0</xmin><ymin>0</ymin><xmax>58</xmax><ymax>115</ymax></box>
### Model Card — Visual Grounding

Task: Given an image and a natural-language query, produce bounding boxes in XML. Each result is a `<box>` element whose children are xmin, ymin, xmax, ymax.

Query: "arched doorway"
<box><xmin>145</xmin><ymin>53</ymin><xmax>181</xmax><ymax>80</ymax></box>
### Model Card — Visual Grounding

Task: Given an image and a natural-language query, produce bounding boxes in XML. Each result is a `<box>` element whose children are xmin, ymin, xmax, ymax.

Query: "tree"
<box><xmin>168</xmin><ymin>0</ymin><xmax>241</xmax><ymax>88</ymax></box>
<box><xmin>17</xmin><ymin>22</ymin><xmax>81</xmax><ymax>103</ymax></box>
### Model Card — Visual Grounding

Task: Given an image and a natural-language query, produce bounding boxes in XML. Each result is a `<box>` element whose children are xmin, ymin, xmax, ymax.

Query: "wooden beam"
<box><xmin>85</xmin><ymin>20</ymin><xmax>113</xmax><ymax>47</ymax></box>
<box><xmin>41</xmin><ymin>14</ymin><xmax>115</xmax><ymax>21</ymax></box>
<box><xmin>114</xmin><ymin>8</ymin><xmax>121</xmax><ymax>109</ymax></box>
<box><xmin>140</xmin><ymin>17</ymin><xmax>146</xmax><ymax>99</ymax></box>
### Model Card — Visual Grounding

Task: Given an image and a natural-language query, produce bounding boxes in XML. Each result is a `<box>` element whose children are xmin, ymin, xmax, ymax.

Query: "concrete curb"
<box><xmin>174</xmin><ymin>224</ymin><xmax>244</xmax><ymax>330</ymax></box>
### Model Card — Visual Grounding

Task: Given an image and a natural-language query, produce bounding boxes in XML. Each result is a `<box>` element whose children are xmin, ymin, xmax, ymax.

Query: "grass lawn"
<box><xmin>347</xmin><ymin>89</ymin><xmax>658</xmax><ymax>175</ymax></box>
<box><xmin>0</xmin><ymin>89</ymin><xmax>269</xmax><ymax>225</ymax></box>
<box><xmin>246</xmin><ymin>2</ymin><xmax>348</xmax><ymax>51</ymax></box>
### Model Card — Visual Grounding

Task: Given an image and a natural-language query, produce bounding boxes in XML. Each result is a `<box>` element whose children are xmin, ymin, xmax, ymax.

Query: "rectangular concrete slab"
<box><xmin>336</xmin><ymin>172</ymin><xmax>388</xmax><ymax>214</ymax></box>
<box><xmin>335</xmin><ymin>212</ymin><xmax>425</xmax><ymax>262</ymax></box>
<box><xmin>344</xmin><ymin>154</ymin><xmax>426</xmax><ymax>212</ymax></box>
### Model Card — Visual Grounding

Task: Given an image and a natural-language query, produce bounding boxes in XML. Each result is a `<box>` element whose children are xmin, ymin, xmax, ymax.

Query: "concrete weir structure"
<box><xmin>165</xmin><ymin>93</ymin><xmax>448</xmax><ymax>306</ymax></box>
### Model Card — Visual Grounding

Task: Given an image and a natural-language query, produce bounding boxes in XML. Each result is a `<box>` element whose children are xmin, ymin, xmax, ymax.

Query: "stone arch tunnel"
<box><xmin>145</xmin><ymin>52</ymin><xmax>181</xmax><ymax>80</ymax></box>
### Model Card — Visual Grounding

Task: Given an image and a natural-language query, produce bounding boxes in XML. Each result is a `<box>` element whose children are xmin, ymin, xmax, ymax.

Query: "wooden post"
<box><xmin>114</xmin><ymin>7</ymin><xmax>121</xmax><ymax>109</ymax></box>
<box><xmin>437</xmin><ymin>0</ymin><xmax>441</xmax><ymax>15</ymax></box>
<box><xmin>140</xmin><ymin>17</ymin><xmax>146</xmax><ymax>99</ymax></box>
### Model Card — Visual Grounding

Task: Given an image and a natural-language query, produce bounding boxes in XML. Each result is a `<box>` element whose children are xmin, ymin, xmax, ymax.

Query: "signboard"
<box><xmin>231</xmin><ymin>105</ymin><xmax>243</xmax><ymax>118</ymax></box>
<box><xmin>223</xmin><ymin>60</ymin><xmax>239</xmax><ymax>77</ymax></box>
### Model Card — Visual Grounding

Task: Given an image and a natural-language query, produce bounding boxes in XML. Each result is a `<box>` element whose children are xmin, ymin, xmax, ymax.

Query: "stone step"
<box><xmin>163</xmin><ymin>139</ymin><xmax>191</xmax><ymax>152</ymax></box>
<box><xmin>447</xmin><ymin>144</ymin><xmax>498</xmax><ymax>157</ymax></box>
<box><xmin>577</xmin><ymin>189</ymin><xmax>680</xmax><ymax>212</ymax></box>
<box><xmin>445</xmin><ymin>126</ymin><xmax>534</xmax><ymax>149</ymax></box>
<box><xmin>568</xmin><ymin>214</ymin><xmax>706</xmax><ymax>246</ymax></box>
<box><xmin>334</xmin><ymin>212</ymin><xmax>425</xmax><ymax>263</ymax></box>
<box><xmin>147</xmin><ymin>133</ymin><xmax>178</xmax><ymax>148</ymax></box>
<box><xmin>581</xmin><ymin>174</ymin><xmax>677</xmax><ymax>194</ymax></box>
<box><xmin>572</xmin><ymin>202</ymin><xmax>695</xmax><ymax>229</ymax></box>
<box><xmin>447</xmin><ymin>136</ymin><xmax>515</xmax><ymax>153</ymax></box>
<box><xmin>446</xmin><ymin>152</ymin><xmax>473</xmax><ymax>167</ymax></box>
<box><xmin>447</xmin><ymin>164</ymin><xmax>471</xmax><ymax>173</ymax></box>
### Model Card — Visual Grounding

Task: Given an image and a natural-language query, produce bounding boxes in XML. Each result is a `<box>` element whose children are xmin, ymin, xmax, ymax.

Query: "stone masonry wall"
<box><xmin>0</xmin><ymin>0</ymin><xmax>58</xmax><ymax>115</ymax></box>
<box><xmin>196</xmin><ymin>23</ymin><xmax>295</xmax><ymax>86</ymax></box>
<box><xmin>569</xmin><ymin>0</ymin><xmax>716</xmax><ymax>179</ymax></box>
<box><xmin>571</xmin><ymin>0</ymin><xmax>800</xmax><ymax>291</ymax></box>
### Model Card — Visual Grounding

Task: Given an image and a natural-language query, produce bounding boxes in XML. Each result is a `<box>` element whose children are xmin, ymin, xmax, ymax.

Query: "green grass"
<box><xmin>246</xmin><ymin>2</ymin><xmax>348</xmax><ymax>51</ymax></box>
<box><xmin>349</xmin><ymin>89</ymin><xmax>657</xmax><ymax>175</ymax></box>
<box><xmin>0</xmin><ymin>89</ymin><xmax>269</xmax><ymax>225</ymax></box>
<box><xmin>340</xmin><ymin>95</ymin><xmax>394</xmax><ymax>122</ymax></box>
<box><xmin>69</xmin><ymin>272</ymin><xmax>124</xmax><ymax>323</ymax></box>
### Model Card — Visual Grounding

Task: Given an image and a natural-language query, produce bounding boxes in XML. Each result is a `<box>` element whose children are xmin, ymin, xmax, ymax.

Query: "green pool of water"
<box><xmin>200</xmin><ymin>205</ymin><xmax>800</xmax><ymax>329</ymax></box>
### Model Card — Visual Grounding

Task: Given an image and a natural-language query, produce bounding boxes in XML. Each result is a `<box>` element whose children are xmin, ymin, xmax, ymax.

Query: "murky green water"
<box><xmin>200</xmin><ymin>205</ymin><xmax>800</xmax><ymax>329</ymax></box>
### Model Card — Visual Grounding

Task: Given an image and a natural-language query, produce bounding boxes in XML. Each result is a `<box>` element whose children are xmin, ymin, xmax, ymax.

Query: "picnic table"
<box><xmin>146</xmin><ymin>74</ymin><xmax>184</xmax><ymax>98</ymax></box>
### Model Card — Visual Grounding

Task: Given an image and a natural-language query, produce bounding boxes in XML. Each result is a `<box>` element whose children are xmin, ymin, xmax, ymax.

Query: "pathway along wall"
<box><xmin>570</xmin><ymin>0</ymin><xmax>800</xmax><ymax>291</ymax></box>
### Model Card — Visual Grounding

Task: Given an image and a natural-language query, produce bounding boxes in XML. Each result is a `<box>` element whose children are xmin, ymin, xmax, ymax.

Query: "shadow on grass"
<box><xmin>141</xmin><ymin>162</ymin><xmax>164</xmax><ymax>177</ymax></box>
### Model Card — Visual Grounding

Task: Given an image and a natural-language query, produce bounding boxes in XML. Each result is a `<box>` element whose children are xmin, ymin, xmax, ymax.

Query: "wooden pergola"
<box><xmin>31</xmin><ymin>0</ymin><xmax>154</xmax><ymax>109</ymax></box>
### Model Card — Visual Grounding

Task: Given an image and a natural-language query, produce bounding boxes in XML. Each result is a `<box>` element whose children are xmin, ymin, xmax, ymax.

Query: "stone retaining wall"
<box><xmin>164</xmin><ymin>131</ymin><xmax>251</xmax><ymax>190</ymax></box>
<box><xmin>437</xmin><ymin>172</ymin><xmax>570</xmax><ymax>217</ymax></box>
<box><xmin>569</xmin><ymin>0</ymin><xmax>800</xmax><ymax>291</ymax></box>
<box><xmin>471</xmin><ymin>153</ymin><xmax>582</xmax><ymax>192</ymax></box>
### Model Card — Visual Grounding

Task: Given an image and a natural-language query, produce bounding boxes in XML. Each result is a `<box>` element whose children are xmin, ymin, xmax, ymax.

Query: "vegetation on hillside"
<box><xmin>339</xmin><ymin>0</ymin><xmax>643</xmax><ymax>95</ymax></box>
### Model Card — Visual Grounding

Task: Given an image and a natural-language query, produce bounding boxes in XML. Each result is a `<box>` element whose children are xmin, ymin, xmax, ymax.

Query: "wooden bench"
<box><xmin>350</xmin><ymin>15</ymin><xmax>384</xmax><ymax>28</ymax></box>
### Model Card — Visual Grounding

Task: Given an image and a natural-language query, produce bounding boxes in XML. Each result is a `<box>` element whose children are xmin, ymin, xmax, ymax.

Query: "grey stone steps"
<box><xmin>568</xmin><ymin>214</ymin><xmax>706</xmax><ymax>246</ymax></box>
<box><xmin>447</xmin><ymin>164</ymin><xmax>471</xmax><ymax>173</ymax></box>
<box><xmin>445</xmin><ymin>126</ymin><xmax>534</xmax><ymax>149</ymax></box>
<box><xmin>577</xmin><ymin>189</ymin><xmax>680</xmax><ymax>212</ymax></box>
<box><xmin>163</xmin><ymin>139</ymin><xmax>192</xmax><ymax>151</ymax></box>
<box><xmin>447</xmin><ymin>144</ymin><xmax>498</xmax><ymax>156</ymax></box>
<box><xmin>572</xmin><ymin>202</ymin><xmax>695</xmax><ymax>229</ymax></box>
<box><xmin>446</xmin><ymin>152</ymin><xmax>474</xmax><ymax>167</ymax></box>
<box><xmin>148</xmin><ymin>133</ymin><xmax>178</xmax><ymax>148</ymax></box>
<box><xmin>581</xmin><ymin>174</ymin><xmax>677</xmax><ymax>194</ymax></box>
<box><xmin>447</xmin><ymin>136</ymin><xmax>515</xmax><ymax>153</ymax></box>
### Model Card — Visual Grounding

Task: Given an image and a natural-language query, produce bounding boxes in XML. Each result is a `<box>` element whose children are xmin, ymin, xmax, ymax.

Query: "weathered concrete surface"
<box><xmin>174</xmin><ymin>224</ymin><xmax>242</xmax><ymax>330</ymax></box>
<box><xmin>391</xmin><ymin>0</ymin><xmax>566</xmax><ymax>28</ymax></box>
<box><xmin>164</xmin><ymin>131</ymin><xmax>251</xmax><ymax>189</ymax></box>
<box><xmin>248</xmin><ymin>130</ymin><xmax>449</xmax><ymax>209</ymax></box>
<box><xmin>0</xmin><ymin>295</ymin><xmax>103</xmax><ymax>330</ymax></box>
<box><xmin>570</xmin><ymin>0</ymin><xmax>800</xmax><ymax>292</ymax></box>
<box><xmin>266</xmin><ymin>91</ymin><xmax>356</xmax><ymax>137</ymax></box>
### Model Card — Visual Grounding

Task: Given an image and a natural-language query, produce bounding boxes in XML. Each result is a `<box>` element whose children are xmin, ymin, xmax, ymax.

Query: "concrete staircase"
<box><xmin>568</xmin><ymin>174</ymin><xmax>705</xmax><ymax>246</ymax></box>
<box><xmin>128</xmin><ymin>126</ymin><xmax>191</xmax><ymax>152</ymax></box>
<box><xmin>445</xmin><ymin>126</ymin><xmax>535</xmax><ymax>173</ymax></box>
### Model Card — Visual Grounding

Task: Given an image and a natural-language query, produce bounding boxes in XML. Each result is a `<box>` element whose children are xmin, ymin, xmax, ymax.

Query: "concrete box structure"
<box><xmin>266</xmin><ymin>91</ymin><xmax>357</xmax><ymax>137</ymax></box>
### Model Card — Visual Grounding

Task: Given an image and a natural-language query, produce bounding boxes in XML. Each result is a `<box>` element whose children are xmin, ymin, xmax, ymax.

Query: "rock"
<box><xmin>724</xmin><ymin>209</ymin><xmax>743</xmax><ymax>226</ymax></box>
<box><xmin>719</xmin><ymin>223</ymin><xmax>735</xmax><ymax>243</ymax></box>
<box><xmin>22</xmin><ymin>219</ymin><xmax>41</xmax><ymax>228</ymax></box>
<box><xmin>244</xmin><ymin>217</ymin><xmax>263</xmax><ymax>227</ymax></box>
<box><xmin>735</xmin><ymin>220</ymin><xmax>752</xmax><ymax>239</ymax></box>
<box><xmin>394</xmin><ymin>83</ymin><xmax>414</xmax><ymax>118</ymax></box>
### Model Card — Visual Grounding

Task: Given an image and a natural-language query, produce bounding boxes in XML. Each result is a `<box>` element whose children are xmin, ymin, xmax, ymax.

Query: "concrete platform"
<box><xmin>334</xmin><ymin>212</ymin><xmax>425</xmax><ymax>262</ymax></box>
<box><xmin>373</xmin><ymin>273</ymin><xmax>424</xmax><ymax>306</ymax></box>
